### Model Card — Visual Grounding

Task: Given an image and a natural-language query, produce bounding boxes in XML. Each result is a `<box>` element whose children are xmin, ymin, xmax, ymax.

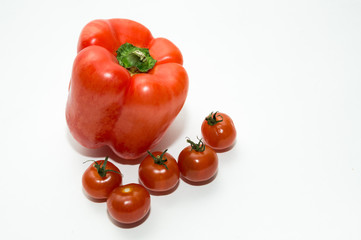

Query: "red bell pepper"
<box><xmin>66</xmin><ymin>19</ymin><xmax>188</xmax><ymax>159</ymax></box>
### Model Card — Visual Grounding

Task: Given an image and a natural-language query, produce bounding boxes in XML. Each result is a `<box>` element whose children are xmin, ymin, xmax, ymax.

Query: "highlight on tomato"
<box><xmin>201</xmin><ymin>111</ymin><xmax>237</xmax><ymax>151</ymax></box>
<box><xmin>139</xmin><ymin>149</ymin><xmax>180</xmax><ymax>194</ymax></box>
<box><xmin>107</xmin><ymin>183</ymin><xmax>151</xmax><ymax>225</ymax></box>
<box><xmin>82</xmin><ymin>156</ymin><xmax>123</xmax><ymax>201</ymax></box>
<box><xmin>178</xmin><ymin>137</ymin><xmax>218</xmax><ymax>184</ymax></box>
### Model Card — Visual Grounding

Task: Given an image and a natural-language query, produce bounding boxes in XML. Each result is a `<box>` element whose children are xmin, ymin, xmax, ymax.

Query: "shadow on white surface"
<box><xmin>107</xmin><ymin>208</ymin><xmax>151</xmax><ymax>229</ymax></box>
<box><xmin>82</xmin><ymin>187</ymin><xmax>107</xmax><ymax>203</ymax></box>
<box><xmin>138</xmin><ymin>178</ymin><xmax>180</xmax><ymax>196</ymax></box>
<box><xmin>212</xmin><ymin>140</ymin><xmax>237</xmax><ymax>153</ymax></box>
<box><xmin>180</xmin><ymin>170</ymin><xmax>218</xmax><ymax>186</ymax></box>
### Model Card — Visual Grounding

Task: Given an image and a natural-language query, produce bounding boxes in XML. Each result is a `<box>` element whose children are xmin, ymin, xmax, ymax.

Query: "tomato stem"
<box><xmin>186</xmin><ymin>137</ymin><xmax>206</xmax><ymax>152</ymax></box>
<box><xmin>147</xmin><ymin>149</ymin><xmax>169</xmax><ymax>170</ymax></box>
<box><xmin>205</xmin><ymin>111</ymin><xmax>223</xmax><ymax>126</ymax></box>
<box><xmin>83</xmin><ymin>156</ymin><xmax>122</xmax><ymax>178</ymax></box>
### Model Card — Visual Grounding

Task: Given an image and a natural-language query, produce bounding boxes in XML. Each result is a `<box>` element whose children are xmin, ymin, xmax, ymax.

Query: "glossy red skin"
<box><xmin>66</xmin><ymin>19</ymin><xmax>188</xmax><ymax>159</ymax></box>
<box><xmin>201</xmin><ymin>112</ymin><xmax>237</xmax><ymax>151</ymax></box>
<box><xmin>178</xmin><ymin>145</ymin><xmax>218</xmax><ymax>183</ymax></box>
<box><xmin>82</xmin><ymin>160</ymin><xmax>122</xmax><ymax>200</ymax></box>
<box><xmin>107</xmin><ymin>183</ymin><xmax>151</xmax><ymax>224</ymax></box>
<box><xmin>139</xmin><ymin>151</ymin><xmax>180</xmax><ymax>192</ymax></box>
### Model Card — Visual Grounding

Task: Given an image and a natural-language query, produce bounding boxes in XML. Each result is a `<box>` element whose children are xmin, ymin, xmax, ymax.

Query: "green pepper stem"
<box><xmin>116</xmin><ymin>42</ymin><xmax>156</xmax><ymax>75</ymax></box>
<box><xmin>132</xmin><ymin>50</ymin><xmax>147</xmax><ymax>62</ymax></box>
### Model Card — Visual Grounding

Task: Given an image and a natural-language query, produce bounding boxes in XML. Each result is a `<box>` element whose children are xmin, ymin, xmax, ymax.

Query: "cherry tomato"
<box><xmin>82</xmin><ymin>157</ymin><xmax>122</xmax><ymax>200</ymax></box>
<box><xmin>107</xmin><ymin>183</ymin><xmax>151</xmax><ymax>224</ymax></box>
<box><xmin>201</xmin><ymin>111</ymin><xmax>236</xmax><ymax>151</ymax></box>
<box><xmin>139</xmin><ymin>149</ymin><xmax>180</xmax><ymax>193</ymax></box>
<box><xmin>178</xmin><ymin>138</ymin><xmax>218</xmax><ymax>183</ymax></box>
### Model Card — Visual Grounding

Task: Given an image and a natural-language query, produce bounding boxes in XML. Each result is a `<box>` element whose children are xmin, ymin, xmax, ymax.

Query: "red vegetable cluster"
<box><xmin>68</xmin><ymin>18</ymin><xmax>237</xmax><ymax>227</ymax></box>
<box><xmin>82</xmin><ymin>111</ymin><xmax>236</xmax><ymax>227</ymax></box>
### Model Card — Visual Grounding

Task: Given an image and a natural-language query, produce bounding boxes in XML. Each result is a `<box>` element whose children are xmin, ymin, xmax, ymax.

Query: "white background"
<box><xmin>1</xmin><ymin>0</ymin><xmax>361</xmax><ymax>239</ymax></box>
